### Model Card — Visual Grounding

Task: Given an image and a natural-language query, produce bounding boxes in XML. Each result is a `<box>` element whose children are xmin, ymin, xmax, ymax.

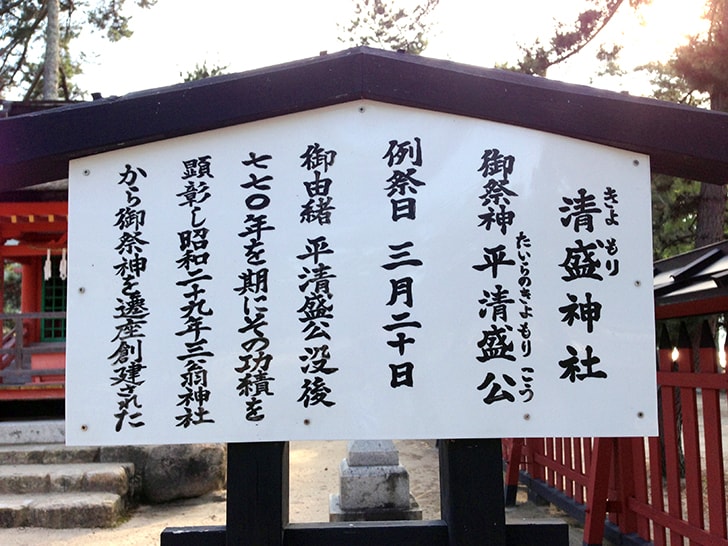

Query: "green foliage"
<box><xmin>653</xmin><ymin>1</ymin><xmax>728</xmax><ymax>251</ymax></box>
<box><xmin>0</xmin><ymin>0</ymin><xmax>156</xmax><ymax>99</ymax></box>
<box><xmin>86</xmin><ymin>0</ymin><xmax>156</xmax><ymax>42</ymax></box>
<box><xmin>639</xmin><ymin>60</ymin><xmax>712</xmax><ymax>259</ymax></box>
<box><xmin>638</xmin><ymin>60</ymin><xmax>710</xmax><ymax>105</ymax></box>
<box><xmin>507</xmin><ymin>0</ymin><xmax>647</xmax><ymax>76</ymax></box>
<box><xmin>595</xmin><ymin>43</ymin><xmax>625</xmax><ymax>76</ymax></box>
<box><xmin>339</xmin><ymin>0</ymin><xmax>439</xmax><ymax>55</ymax></box>
<box><xmin>651</xmin><ymin>174</ymin><xmax>703</xmax><ymax>259</ymax></box>
<box><xmin>635</xmin><ymin>4</ymin><xmax>728</xmax><ymax>257</ymax></box>
<box><xmin>181</xmin><ymin>61</ymin><xmax>228</xmax><ymax>83</ymax></box>
<box><xmin>2</xmin><ymin>262</ymin><xmax>20</xmax><ymax>334</ymax></box>
<box><xmin>21</xmin><ymin>28</ymin><xmax>84</xmax><ymax>100</ymax></box>
<box><xmin>3</xmin><ymin>261</ymin><xmax>20</xmax><ymax>319</ymax></box>
<box><xmin>673</xmin><ymin>0</ymin><xmax>728</xmax><ymax>102</ymax></box>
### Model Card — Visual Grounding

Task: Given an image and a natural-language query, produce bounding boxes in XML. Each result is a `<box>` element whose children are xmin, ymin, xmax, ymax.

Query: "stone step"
<box><xmin>0</xmin><ymin>420</ymin><xmax>65</xmax><ymax>445</ymax></box>
<box><xmin>0</xmin><ymin>462</ymin><xmax>133</xmax><ymax>496</ymax></box>
<box><xmin>0</xmin><ymin>443</ymin><xmax>100</xmax><ymax>465</ymax></box>
<box><xmin>0</xmin><ymin>492</ymin><xmax>125</xmax><ymax>528</ymax></box>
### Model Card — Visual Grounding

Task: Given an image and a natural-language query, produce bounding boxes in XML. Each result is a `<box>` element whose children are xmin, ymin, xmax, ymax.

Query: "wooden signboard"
<box><xmin>66</xmin><ymin>100</ymin><xmax>657</xmax><ymax>445</ymax></box>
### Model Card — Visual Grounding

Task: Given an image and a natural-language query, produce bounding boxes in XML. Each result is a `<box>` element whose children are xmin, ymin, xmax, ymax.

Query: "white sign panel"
<box><xmin>66</xmin><ymin>101</ymin><xmax>657</xmax><ymax>445</ymax></box>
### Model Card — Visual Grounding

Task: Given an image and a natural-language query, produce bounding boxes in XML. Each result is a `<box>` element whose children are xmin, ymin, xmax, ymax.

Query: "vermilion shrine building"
<box><xmin>0</xmin><ymin>104</ymin><xmax>68</xmax><ymax>403</ymax></box>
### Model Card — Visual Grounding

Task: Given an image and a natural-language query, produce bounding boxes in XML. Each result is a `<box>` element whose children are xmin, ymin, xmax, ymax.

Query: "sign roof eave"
<box><xmin>1</xmin><ymin>47</ymin><xmax>727</xmax><ymax>194</ymax></box>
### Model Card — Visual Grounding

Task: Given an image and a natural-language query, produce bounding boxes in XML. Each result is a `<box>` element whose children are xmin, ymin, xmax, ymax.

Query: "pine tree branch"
<box><xmin>543</xmin><ymin>0</ymin><xmax>626</xmax><ymax>70</ymax></box>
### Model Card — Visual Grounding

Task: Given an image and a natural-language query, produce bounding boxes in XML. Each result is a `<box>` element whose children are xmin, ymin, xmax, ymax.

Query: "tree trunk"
<box><xmin>695</xmin><ymin>90</ymin><xmax>728</xmax><ymax>248</ymax></box>
<box><xmin>695</xmin><ymin>182</ymin><xmax>726</xmax><ymax>248</ymax></box>
<box><xmin>43</xmin><ymin>0</ymin><xmax>60</xmax><ymax>100</ymax></box>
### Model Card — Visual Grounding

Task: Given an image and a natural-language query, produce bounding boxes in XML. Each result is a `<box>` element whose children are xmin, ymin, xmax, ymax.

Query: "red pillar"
<box><xmin>20</xmin><ymin>257</ymin><xmax>41</xmax><ymax>343</ymax></box>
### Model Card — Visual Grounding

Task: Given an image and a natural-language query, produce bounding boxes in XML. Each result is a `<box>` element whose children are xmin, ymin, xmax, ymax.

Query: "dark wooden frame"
<box><xmin>160</xmin><ymin>439</ymin><xmax>569</xmax><ymax>546</ymax></box>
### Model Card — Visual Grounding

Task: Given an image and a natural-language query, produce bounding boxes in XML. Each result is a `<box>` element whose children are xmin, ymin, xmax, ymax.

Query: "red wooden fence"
<box><xmin>504</xmin><ymin>320</ymin><xmax>728</xmax><ymax>546</ymax></box>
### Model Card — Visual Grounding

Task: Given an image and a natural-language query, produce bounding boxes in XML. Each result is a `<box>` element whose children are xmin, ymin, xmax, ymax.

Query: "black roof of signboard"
<box><xmin>1</xmin><ymin>47</ymin><xmax>728</xmax><ymax>198</ymax></box>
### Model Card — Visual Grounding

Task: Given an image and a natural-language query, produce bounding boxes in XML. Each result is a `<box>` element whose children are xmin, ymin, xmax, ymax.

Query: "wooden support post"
<box><xmin>615</xmin><ymin>438</ymin><xmax>638</xmax><ymax>535</ymax></box>
<box><xmin>439</xmin><ymin>438</ymin><xmax>506</xmax><ymax>546</ymax></box>
<box><xmin>582</xmin><ymin>438</ymin><xmax>612</xmax><ymax>546</ymax></box>
<box><xmin>504</xmin><ymin>438</ymin><xmax>524</xmax><ymax>506</ymax></box>
<box><xmin>161</xmin><ymin>441</ymin><xmax>289</xmax><ymax>545</ymax></box>
<box><xmin>226</xmin><ymin>442</ymin><xmax>289</xmax><ymax>546</ymax></box>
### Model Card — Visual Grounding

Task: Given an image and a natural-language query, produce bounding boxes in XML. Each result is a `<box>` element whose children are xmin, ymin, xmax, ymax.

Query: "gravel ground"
<box><xmin>0</xmin><ymin>439</ymin><xmax>593</xmax><ymax>545</ymax></box>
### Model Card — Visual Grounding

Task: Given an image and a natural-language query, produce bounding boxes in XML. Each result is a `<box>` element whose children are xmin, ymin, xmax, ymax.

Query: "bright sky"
<box><xmin>69</xmin><ymin>0</ymin><xmax>710</xmax><ymax>100</ymax></box>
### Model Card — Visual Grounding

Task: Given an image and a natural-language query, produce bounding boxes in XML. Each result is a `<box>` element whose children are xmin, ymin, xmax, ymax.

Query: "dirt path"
<box><xmin>0</xmin><ymin>440</ymin><xmax>441</xmax><ymax>545</ymax></box>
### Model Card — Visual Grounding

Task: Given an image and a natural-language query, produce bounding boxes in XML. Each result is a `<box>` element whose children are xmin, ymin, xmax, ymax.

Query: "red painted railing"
<box><xmin>504</xmin><ymin>319</ymin><xmax>728</xmax><ymax>546</ymax></box>
<box><xmin>0</xmin><ymin>327</ymin><xmax>16</xmax><ymax>370</ymax></box>
<box><xmin>0</xmin><ymin>312</ymin><xmax>66</xmax><ymax>400</ymax></box>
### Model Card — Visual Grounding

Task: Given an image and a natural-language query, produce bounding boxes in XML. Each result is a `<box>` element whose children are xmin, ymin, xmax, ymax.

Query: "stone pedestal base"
<box><xmin>329</xmin><ymin>493</ymin><xmax>423</xmax><ymax>522</ymax></box>
<box><xmin>328</xmin><ymin>440</ymin><xmax>423</xmax><ymax>522</ymax></box>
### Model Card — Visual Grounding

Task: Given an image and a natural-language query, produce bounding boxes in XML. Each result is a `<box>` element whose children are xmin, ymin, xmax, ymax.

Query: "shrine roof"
<box><xmin>654</xmin><ymin>240</ymin><xmax>728</xmax><ymax>319</ymax></box>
